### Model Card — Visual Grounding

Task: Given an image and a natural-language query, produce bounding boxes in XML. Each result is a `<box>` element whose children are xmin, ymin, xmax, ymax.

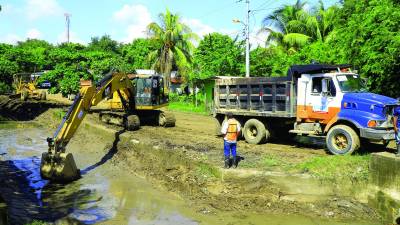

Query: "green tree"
<box><xmin>12</xmin><ymin>39</ymin><xmax>53</xmax><ymax>72</ymax></box>
<box><xmin>87</xmin><ymin>35</ymin><xmax>121</xmax><ymax>54</ymax></box>
<box><xmin>261</xmin><ymin>0</ymin><xmax>338</xmax><ymax>51</ymax></box>
<box><xmin>262</xmin><ymin>0</ymin><xmax>310</xmax><ymax>50</ymax></box>
<box><xmin>121</xmin><ymin>38</ymin><xmax>160</xmax><ymax>70</ymax></box>
<box><xmin>191</xmin><ymin>33</ymin><xmax>242</xmax><ymax>80</ymax></box>
<box><xmin>147</xmin><ymin>9</ymin><xmax>197</xmax><ymax>83</ymax></box>
<box><xmin>331</xmin><ymin>0</ymin><xmax>400</xmax><ymax>97</ymax></box>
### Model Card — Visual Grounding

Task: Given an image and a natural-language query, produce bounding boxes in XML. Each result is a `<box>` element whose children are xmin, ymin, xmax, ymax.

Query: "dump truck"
<box><xmin>213</xmin><ymin>64</ymin><xmax>400</xmax><ymax>155</ymax></box>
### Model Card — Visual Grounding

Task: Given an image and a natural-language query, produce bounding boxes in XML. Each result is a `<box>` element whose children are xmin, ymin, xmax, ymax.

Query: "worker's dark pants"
<box><xmin>396</xmin><ymin>131</ymin><xmax>400</xmax><ymax>152</ymax></box>
<box><xmin>224</xmin><ymin>140</ymin><xmax>237</xmax><ymax>158</ymax></box>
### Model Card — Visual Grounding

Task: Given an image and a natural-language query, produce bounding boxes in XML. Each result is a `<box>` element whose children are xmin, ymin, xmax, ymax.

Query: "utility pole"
<box><xmin>245</xmin><ymin>0</ymin><xmax>250</xmax><ymax>77</ymax></box>
<box><xmin>233</xmin><ymin>0</ymin><xmax>250</xmax><ymax>77</ymax></box>
<box><xmin>64</xmin><ymin>13</ymin><xmax>71</xmax><ymax>43</ymax></box>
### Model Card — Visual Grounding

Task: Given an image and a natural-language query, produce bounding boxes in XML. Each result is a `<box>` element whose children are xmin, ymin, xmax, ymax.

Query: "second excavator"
<box><xmin>40</xmin><ymin>72</ymin><xmax>175</xmax><ymax>182</ymax></box>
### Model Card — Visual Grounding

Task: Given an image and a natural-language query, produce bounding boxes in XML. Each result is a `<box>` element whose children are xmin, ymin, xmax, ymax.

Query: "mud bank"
<box><xmin>0</xmin><ymin>96</ymin><xmax>67</xmax><ymax>121</ymax></box>
<box><xmin>108</xmin><ymin>131</ymin><xmax>377</xmax><ymax>221</ymax></box>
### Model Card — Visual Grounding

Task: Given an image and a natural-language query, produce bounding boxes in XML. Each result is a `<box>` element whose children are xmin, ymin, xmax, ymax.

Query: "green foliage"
<box><xmin>191</xmin><ymin>33</ymin><xmax>243</xmax><ymax>80</ymax></box>
<box><xmin>26</xmin><ymin>220</ymin><xmax>49</xmax><ymax>225</ymax></box>
<box><xmin>121</xmin><ymin>38</ymin><xmax>160</xmax><ymax>70</ymax></box>
<box><xmin>0</xmin><ymin>0</ymin><xmax>399</xmax><ymax>99</ymax></box>
<box><xmin>0</xmin><ymin>81</ymin><xmax>11</xmax><ymax>94</ymax></box>
<box><xmin>87</xmin><ymin>35</ymin><xmax>121</xmax><ymax>54</ymax></box>
<box><xmin>295</xmin><ymin>155</ymin><xmax>370</xmax><ymax>181</ymax></box>
<box><xmin>330</xmin><ymin>0</ymin><xmax>400</xmax><ymax>97</ymax></box>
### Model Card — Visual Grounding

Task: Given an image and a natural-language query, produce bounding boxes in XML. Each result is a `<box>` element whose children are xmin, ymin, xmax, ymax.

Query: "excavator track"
<box><xmin>158</xmin><ymin>111</ymin><xmax>176</xmax><ymax>127</ymax></box>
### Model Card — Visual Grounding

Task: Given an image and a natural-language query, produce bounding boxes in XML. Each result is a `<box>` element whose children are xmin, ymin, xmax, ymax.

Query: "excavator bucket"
<box><xmin>40</xmin><ymin>152</ymin><xmax>80</xmax><ymax>182</ymax></box>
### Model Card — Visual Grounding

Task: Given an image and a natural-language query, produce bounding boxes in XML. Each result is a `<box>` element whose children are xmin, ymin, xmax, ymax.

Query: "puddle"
<box><xmin>0</xmin><ymin>121</ymin><xmax>381</xmax><ymax>224</ymax></box>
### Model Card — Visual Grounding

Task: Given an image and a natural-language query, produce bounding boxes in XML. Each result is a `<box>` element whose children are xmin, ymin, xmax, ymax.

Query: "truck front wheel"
<box><xmin>243</xmin><ymin>119</ymin><xmax>267</xmax><ymax>144</ymax></box>
<box><xmin>326</xmin><ymin>125</ymin><xmax>360</xmax><ymax>155</ymax></box>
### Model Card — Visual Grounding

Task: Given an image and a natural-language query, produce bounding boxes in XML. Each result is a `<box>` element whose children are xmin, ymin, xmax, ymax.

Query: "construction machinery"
<box><xmin>40</xmin><ymin>72</ymin><xmax>175</xmax><ymax>182</ymax></box>
<box><xmin>13</xmin><ymin>73</ymin><xmax>47</xmax><ymax>101</ymax></box>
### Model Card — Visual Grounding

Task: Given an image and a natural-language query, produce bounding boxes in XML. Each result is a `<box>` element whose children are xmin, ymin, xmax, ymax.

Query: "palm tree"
<box><xmin>261</xmin><ymin>0</ymin><xmax>338</xmax><ymax>51</ymax></box>
<box><xmin>261</xmin><ymin>0</ymin><xmax>310</xmax><ymax>51</ymax></box>
<box><xmin>306</xmin><ymin>1</ymin><xmax>338</xmax><ymax>42</ymax></box>
<box><xmin>147</xmin><ymin>9</ymin><xmax>197</xmax><ymax>86</ymax></box>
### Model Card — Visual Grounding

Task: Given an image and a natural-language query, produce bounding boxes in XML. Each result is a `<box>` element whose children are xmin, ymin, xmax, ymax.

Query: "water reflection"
<box><xmin>0</xmin><ymin>157</ymin><xmax>110</xmax><ymax>224</ymax></box>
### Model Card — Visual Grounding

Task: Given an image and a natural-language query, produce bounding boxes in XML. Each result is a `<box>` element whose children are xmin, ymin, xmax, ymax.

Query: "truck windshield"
<box><xmin>336</xmin><ymin>74</ymin><xmax>367</xmax><ymax>92</ymax></box>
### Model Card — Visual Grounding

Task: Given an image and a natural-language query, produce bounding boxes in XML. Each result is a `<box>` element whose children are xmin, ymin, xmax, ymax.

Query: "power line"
<box><xmin>197</xmin><ymin>1</ymin><xmax>237</xmax><ymax>19</ymax></box>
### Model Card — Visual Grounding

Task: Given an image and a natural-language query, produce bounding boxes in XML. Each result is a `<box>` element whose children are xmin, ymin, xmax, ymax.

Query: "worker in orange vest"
<box><xmin>221</xmin><ymin>112</ymin><xmax>241</xmax><ymax>168</ymax></box>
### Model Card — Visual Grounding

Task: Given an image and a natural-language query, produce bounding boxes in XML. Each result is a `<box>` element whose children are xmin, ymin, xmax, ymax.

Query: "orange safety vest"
<box><xmin>225</xmin><ymin>119</ymin><xmax>239</xmax><ymax>141</ymax></box>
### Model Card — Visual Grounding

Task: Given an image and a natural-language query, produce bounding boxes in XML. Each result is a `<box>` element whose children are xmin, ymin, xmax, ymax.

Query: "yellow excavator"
<box><xmin>40</xmin><ymin>72</ymin><xmax>175</xmax><ymax>182</ymax></box>
<box><xmin>13</xmin><ymin>73</ymin><xmax>47</xmax><ymax>101</ymax></box>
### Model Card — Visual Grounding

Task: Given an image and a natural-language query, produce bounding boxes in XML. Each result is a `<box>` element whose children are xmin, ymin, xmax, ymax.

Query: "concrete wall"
<box><xmin>369</xmin><ymin>152</ymin><xmax>400</xmax><ymax>224</ymax></box>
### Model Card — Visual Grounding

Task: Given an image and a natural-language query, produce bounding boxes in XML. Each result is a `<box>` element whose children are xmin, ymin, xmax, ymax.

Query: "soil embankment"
<box><xmin>0</xmin><ymin>96</ymin><xmax>385</xmax><ymax>224</ymax></box>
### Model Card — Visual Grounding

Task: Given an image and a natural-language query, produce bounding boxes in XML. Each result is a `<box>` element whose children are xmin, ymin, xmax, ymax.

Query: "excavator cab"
<box><xmin>132</xmin><ymin>74</ymin><xmax>168</xmax><ymax>108</ymax></box>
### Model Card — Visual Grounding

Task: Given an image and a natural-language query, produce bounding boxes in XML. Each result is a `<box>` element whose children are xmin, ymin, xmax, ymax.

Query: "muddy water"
<box><xmin>0</xmin><ymin>122</ymin><xmax>378</xmax><ymax>225</ymax></box>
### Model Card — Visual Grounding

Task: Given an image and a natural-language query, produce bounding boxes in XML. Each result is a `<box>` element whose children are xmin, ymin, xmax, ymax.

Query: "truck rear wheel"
<box><xmin>244</xmin><ymin>119</ymin><xmax>267</xmax><ymax>144</ymax></box>
<box><xmin>326</xmin><ymin>125</ymin><xmax>360</xmax><ymax>155</ymax></box>
<box><xmin>126</xmin><ymin>115</ymin><xmax>140</xmax><ymax>131</ymax></box>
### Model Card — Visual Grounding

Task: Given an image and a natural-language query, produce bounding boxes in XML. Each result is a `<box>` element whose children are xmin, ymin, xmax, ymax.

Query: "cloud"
<box><xmin>25</xmin><ymin>0</ymin><xmax>63</xmax><ymax>20</ymax></box>
<box><xmin>0</xmin><ymin>28</ymin><xmax>44</xmax><ymax>44</ymax></box>
<box><xmin>112</xmin><ymin>4</ymin><xmax>152</xmax><ymax>43</ymax></box>
<box><xmin>0</xmin><ymin>34</ymin><xmax>23</xmax><ymax>45</ymax></box>
<box><xmin>249</xmin><ymin>30</ymin><xmax>269</xmax><ymax>48</ymax></box>
<box><xmin>57</xmin><ymin>30</ymin><xmax>85</xmax><ymax>44</ymax></box>
<box><xmin>26</xmin><ymin>28</ymin><xmax>42</xmax><ymax>39</ymax></box>
<box><xmin>182</xmin><ymin>18</ymin><xmax>215</xmax><ymax>37</ymax></box>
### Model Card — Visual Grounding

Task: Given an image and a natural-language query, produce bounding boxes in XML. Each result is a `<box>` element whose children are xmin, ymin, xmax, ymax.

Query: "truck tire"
<box><xmin>326</xmin><ymin>125</ymin><xmax>360</xmax><ymax>155</ymax></box>
<box><xmin>40</xmin><ymin>91</ymin><xmax>46</xmax><ymax>100</ymax></box>
<box><xmin>126</xmin><ymin>115</ymin><xmax>140</xmax><ymax>131</ymax></box>
<box><xmin>244</xmin><ymin>119</ymin><xmax>266</xmax><ymax>144</ymax></box>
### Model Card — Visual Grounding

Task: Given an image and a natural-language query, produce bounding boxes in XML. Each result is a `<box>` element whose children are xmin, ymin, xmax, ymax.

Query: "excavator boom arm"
<box><xmin>41</xmin><ymin>72</ymin><xmax>134</xmax><ymax>182</ymax></box>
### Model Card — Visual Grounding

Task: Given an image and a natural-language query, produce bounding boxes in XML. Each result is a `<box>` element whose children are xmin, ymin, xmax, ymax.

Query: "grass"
<box><xmin>52</xmin><ymin>108</ymin><xmax>66</xmax><ymax>119</ymax></box>
<box><xmin>262</xmin><ymin>154</ymin><xmax>286</xmax><ymax>168</ymax></box>
<box><xmin>26</xmin><ymin>221</ymin><xmax>48</xmax><ymax>225</ymax></box>
<box><xmin>294</xmin><ymin>154</ymin><xmax>371</xmax><ymax>181</ymax></box>
<box><xmin>196</xmin><ymin>162</ymin><xmax>221</xmax><ymax>179</ymax></box>
<box><xmin>168</xmin><ymin>102</ymin><xmax>208</xmax><ymax>115</ymax></box>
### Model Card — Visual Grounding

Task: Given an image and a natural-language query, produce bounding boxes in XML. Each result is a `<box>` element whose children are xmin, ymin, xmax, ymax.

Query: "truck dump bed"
<box><xmin>214</xmin><ymin>76</ymin><xmax>296</xmax><ymax>118</ymax></box>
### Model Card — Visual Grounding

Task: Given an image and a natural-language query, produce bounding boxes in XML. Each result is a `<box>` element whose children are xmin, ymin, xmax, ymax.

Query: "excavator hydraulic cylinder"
<box><xmin>40</xmin><ymin>152</ymin><xmax>80</xmax><ymax>182</ymax></box>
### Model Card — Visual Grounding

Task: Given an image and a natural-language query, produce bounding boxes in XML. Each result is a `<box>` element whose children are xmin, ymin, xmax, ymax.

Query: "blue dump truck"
<box><xmin>213</xmin><ymin>64</ymin><xmax>400</xmax><ymax>154</ymax></box>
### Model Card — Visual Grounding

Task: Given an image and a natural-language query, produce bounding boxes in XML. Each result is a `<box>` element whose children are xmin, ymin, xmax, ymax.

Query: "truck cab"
<box><xmin>292</xmin><ymin>65</ymin><xmax>399</xmax><ymax>154</ymax></box>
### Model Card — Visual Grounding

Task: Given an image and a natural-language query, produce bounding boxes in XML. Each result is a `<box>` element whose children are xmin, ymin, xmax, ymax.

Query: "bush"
<box><xmin>0</xmin><ymin>81</ymin><xmax>11</xmax><ymax>94</ymax></box>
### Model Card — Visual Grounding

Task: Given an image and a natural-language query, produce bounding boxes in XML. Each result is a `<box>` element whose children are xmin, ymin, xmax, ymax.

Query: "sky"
<box><xmin>0</xmin><ymin>0</ymin><xmax>339</xmax><ymax>46</ymax></box>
